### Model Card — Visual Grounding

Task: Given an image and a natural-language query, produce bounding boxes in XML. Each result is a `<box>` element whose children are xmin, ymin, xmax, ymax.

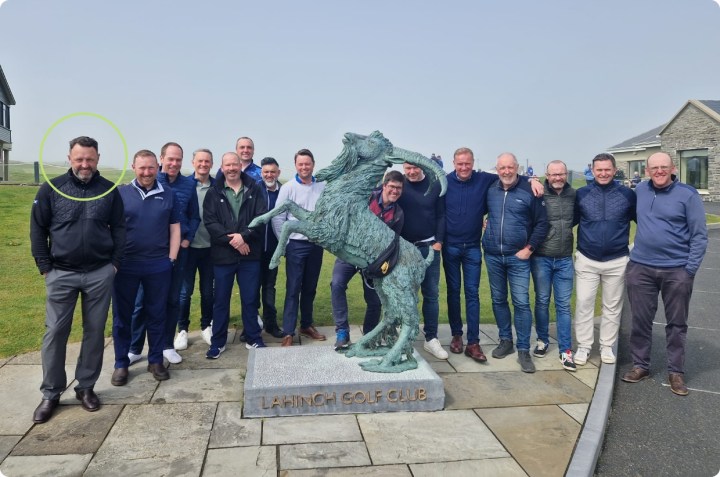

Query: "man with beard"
<box><xmin>30</xmin><ymin>136</ymin><xmax>126</xmax><ymax>423</ymax></box>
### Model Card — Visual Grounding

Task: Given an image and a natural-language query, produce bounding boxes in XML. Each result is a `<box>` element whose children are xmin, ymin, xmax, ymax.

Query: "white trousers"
<box><xmin>573</xmin><ymin>252</ymin><xmax>629</xmax><ymax>350</ymax></box>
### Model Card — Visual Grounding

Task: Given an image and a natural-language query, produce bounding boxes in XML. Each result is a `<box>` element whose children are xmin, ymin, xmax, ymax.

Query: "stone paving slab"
<box><xmin>443</xmin><ymin>370</ymin><xmax>593</xmax><ymax>409</ymax></box>
<box><xmin>172</xmin><ymin>336</ymin><xmax>249</xmax><ymax>371</ymax></box>
<box><xmin>7</xmin><ymin>342</ymin><xmax>82</xmax><ymax>365</ymax></box>
<box><xmin>12</xmin><ymin>404</ymin><xmax>122</xmax><ymax>456</ymax></box>
<box><xmin>0</xmin><ymin>364</ymin><xmax>49</xmax><ymax>435</ymax></box>
<box><xmin>283</xmin><ymin>464</ymin><xmax>412</xmax><ymax>476</ymax></box>
<box><xmin>83</xmin><ymin>402</ymin><xmax>215</xmax><ymax>476</ymax></box>
<box><xmin>0</xmin><ymin>436</ymin><xmax>20</xmax><ymax>462</ymax></box>
<box><xmin>476</xmin><ymin>405</ymin><xmax>581</xmax><ymax>477</ymax></box>
<box><xmin>279</xmin><ymin>441</ymin><xmax>371</xmax><ymax>470</ymax></box>
<box><xmin>0</xmin><ymin>453</ymin><xmax>93</xmax><ymax>477</ymax></box>
<box><xmin>359</xmin><ymin>409</ymin><xmax>508</xmax><ymax>465</ymax></box>
<box><xmin>410</xmin><ymin>457</ymin><xmax>528</xmax><ymax>476</ymax></box>
<box><xmin>428</xmin><ymin>360</ymin><xmax>456</xmax><ymax>373</ymax></box>
<box><xmin>203</xmin><ymin>445</ymin><xmax>276</xmax><ymax>476</ymax></box>
<box><xmin>560</xmin><ymin>403</ymin><xmax>589</xmax><ymax>424</ymax></box>
<box><xmin>571</xmin><ymin>367</ymin><xmax>600</xmax><ymax>388</ymax></box>
<box><xmin>208</xmin><ymin>402</ymin><xmax>261</xmax><ymax>448</ymax></box>
<box><xmin>152</xmin><ymin>368</ymin><xmax>243</xmax><ymax>403</ymax></box>
<box><xmin>263</xmin><ymin>415</ymin><xmax>361</xmax><ymax>445</ymax></box>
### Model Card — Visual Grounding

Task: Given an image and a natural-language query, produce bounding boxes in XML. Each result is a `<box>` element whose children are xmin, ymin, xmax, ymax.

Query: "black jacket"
<box><xmin>30</xmin><ymin>169</ymin><xmax>126</xmax><ymax>274</ymax></box>
<box><xmin>535</xmin><ymin>181</ymin><xmax>576</xmax><ymax>258</ymax></box>
<box><xmin>203</xmin><ymin>172</ymin><xmax>267</xmax><ymax>264</ymax></box>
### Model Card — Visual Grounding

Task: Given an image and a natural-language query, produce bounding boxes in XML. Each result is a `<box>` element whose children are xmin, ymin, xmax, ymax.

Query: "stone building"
<box><xmin>609</xmin><ymin>99</ymin><xmax>720</xmax><ymax>201</ymax></box>
<box><xmin>0</xmin><ymin>65</ymin><xmax>15</xmax><ymax>182</ymax></box>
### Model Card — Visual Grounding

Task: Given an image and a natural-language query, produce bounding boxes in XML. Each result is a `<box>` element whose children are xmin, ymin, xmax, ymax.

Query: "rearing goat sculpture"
<box><xmin>248</xmin><ymin>131</ymin><xmax>447</xmax><ymax>372</ymax></box>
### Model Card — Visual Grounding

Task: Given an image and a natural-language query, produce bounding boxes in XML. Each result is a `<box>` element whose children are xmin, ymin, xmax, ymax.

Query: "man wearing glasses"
<box><xmin>530</xmin><ymin>161</ymin><xmax>577</xmax><ymax>371</ymax></box>
<box><xmin>621</xmin><ymin>152</ymin><xmax>707</xmax><ymax>395</ymax></box>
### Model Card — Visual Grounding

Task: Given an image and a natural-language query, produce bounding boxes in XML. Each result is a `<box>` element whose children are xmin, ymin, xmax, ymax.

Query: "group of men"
<box><xmin>29</xmin><ymin>134</ymin><xmax>708</xmax><ymax>424</ymax></box>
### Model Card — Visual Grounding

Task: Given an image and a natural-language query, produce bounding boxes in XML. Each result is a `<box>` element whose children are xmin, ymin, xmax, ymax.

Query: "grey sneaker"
<box><xmin>492</xmin><ymin>339</ymin><xmax>515</xmax><ymax>359</ymax></box>
<box><xmin>518</xmin><ymin>350</ymin><xmax>536</xmax><ymax>373</ymax></box>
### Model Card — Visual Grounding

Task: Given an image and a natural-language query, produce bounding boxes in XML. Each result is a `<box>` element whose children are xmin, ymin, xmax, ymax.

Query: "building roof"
<box><xmin>658</xmin><ymin>99</ymin><xmax>720</xmax><ymax>135</ymax></box>
<box><xmin>0</xmin><ymin>65</ymin><xmax>16</xmax><ymax>105</ymax></box>
<box><xmin>607</xmin><ymin>124</ymin><xmax>663</xmax><ymax>153</ymax></box>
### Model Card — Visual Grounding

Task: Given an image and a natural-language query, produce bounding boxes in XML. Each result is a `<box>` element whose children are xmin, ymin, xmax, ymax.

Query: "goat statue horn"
<box><xmin>386</xmin><ymin>147</ymin><xmax>447</xmax><ymax>197</ymax></box>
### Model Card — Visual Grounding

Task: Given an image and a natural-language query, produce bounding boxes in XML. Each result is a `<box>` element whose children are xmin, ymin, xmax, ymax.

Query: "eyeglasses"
<box><xmin>547</xmin><ymin>173</ymin><xmax>567</xmax><ymax>178</ymax></box>
<box><xmin>648</xmin><ymin>166</ymin><xmax>672</xmax><ymax>173</ymax></box>
<box><xmin>385</xmin><ymin>184</ymin><xmax>403</xmax><ymax>191</ymax></box>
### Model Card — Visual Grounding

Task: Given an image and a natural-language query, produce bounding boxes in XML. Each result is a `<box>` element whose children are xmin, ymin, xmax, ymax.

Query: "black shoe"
<box><xmin>239</xmin><ymin>332</ymin><xmax>247</xmax><ymax>343</ymax></box>
<box><xmin>518</xmin><ymin>350</ymin><xmax>536</xmax><ymax>373</ymax></box>
<box><xmin>33</xmin><ymin>398</ymin><xmax>59</xmax><ymax>423</ymax></box>
<box><xmin>75</xmin><ymin>389</ymin><xmax>101</xmax><ymax>412</ymax></box>
<box><xmin>147</xmin><ymin>362</ymin><xmax>170</xmax><ymax>381</ymax></box>
<box><xmin>533</xmin><ymin>340</ymin><xmax>549</xmax><ymax>358</ymax></box>
<box><xmin>111</xmin><ymin>367</ymin><xmax>129</xmax><ymax>386</ymax></box>
<box><xmin>265</xmin><ymin>327</ymin><xmax>284</xmax><ymax>339</ymax></box>
<box><xmin>492</xmin><ymin>339</ymin><xmax>515</xmax><ymax>359</ymax></box>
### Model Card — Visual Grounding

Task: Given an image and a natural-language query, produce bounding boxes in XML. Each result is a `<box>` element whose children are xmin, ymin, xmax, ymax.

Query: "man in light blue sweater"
<box><xmin>621</xmin><ymin>152</ymin><xmax>708</xmax><ymax>396</ymax></box>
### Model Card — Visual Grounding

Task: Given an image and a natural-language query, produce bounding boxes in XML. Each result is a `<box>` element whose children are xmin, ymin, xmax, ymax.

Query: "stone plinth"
<box><xmin>244</xmin><ymin>346</ymin><xmax>445</xmax><ymax>417</ymax></box>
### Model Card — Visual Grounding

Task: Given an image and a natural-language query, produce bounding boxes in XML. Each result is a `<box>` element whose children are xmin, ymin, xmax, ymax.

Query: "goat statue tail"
<box><xmin>423</xmin><ymin>248</ymin><xmax>435</xmax><ymax>269</ymax></box>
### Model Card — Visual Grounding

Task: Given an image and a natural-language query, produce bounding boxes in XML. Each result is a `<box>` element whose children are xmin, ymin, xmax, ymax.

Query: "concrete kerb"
<box><xmin>565</xmin><ymin>340</ymin><xmax>618</xmax><ymax>476</ymax></box>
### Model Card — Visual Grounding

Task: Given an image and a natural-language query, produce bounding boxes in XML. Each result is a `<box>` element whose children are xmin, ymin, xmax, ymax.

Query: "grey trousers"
<box><xmin>626</xmin><ymin>261</ymin><xmax>695</xmax><ymax>374</ymax></box>
<box><xmin>41</xmin><ymin>264</ymin><xmax>115</xmax><ymax>400</ymax></box>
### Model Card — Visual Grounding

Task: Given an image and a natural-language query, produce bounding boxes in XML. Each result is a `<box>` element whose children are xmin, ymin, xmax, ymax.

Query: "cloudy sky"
<box><xmin>1</xmin><ymin>0</ymin><xmax>719</xmax><ymax>176</ymax></box>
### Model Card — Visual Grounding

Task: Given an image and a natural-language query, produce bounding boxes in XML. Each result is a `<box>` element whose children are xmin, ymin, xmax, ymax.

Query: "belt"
<box><xmin>413</xmin><ymin>239</ymin><xmax>435</xmax><ymax>247</ymax></box>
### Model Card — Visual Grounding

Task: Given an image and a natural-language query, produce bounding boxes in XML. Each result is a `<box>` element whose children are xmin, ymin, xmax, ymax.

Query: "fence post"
<box><xmin>34</xmin><ymin>161</ymin><xmax>40</xmax><ymax>184</ymax></box>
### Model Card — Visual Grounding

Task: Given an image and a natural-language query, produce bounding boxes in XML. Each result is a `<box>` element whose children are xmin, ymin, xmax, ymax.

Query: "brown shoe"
<box><xmin>450</xmin><ymin>335</ymin><xmax>463</xmax><ymax>354</ymax></box>
<box><xmin>147</xmin><ymin>362</ymin><xmax>170</xmax><ymax>381</ymax></box>
<box><xmin>111</xmin><ymin>367</ymin><xmax>129</xmax><ymax>386</ymax></box>
<box><xmin>464</xmin><ymin>343</ymin><xmax>487</xmax><ymax>363</ymax></box>
<box><xmin>32</xmin><ymin>398</ymin><xmax>59</xmax><ymax>424</ymax></box>
<box><xmin>75</xmin><ymin>389</ymin><xmax>100</xmax><ymax>412</ymax></box>
<box><xmin>300</xmin><ymin>326</ymin><xmax>326</xmax><ymax>341</ymax></box>
<box><xmin>669</xmin><ymin>373</ymin><xmax>688</xmax><ymax>396</ymax></box>
<box><xmin>281</xmin><ymin>335</ymin><xmax>293</xmax><ymax>347</ymax></box>
<box><xmin>621</xmin><ymin>367</ymin><xmax>649</xmax><ymax>383</ymax></box>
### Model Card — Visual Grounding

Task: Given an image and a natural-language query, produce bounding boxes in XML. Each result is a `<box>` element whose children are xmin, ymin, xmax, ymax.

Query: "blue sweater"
<box><xmin>575</xmin><ymin>181</ymin><xmax>636</xmax><ymax>262</ymax></box>
<box><xmin>445</xmin><ymin>171</ymin><xmax>496</xmax><ymax>245</ymax></box>
<box><xmin>630</xmin><ymin>177</ymin><xmax>708</xmax><ymax>276</ymax></box>
<box><xmin>481</xmin><ymin>177</ymin><xmax>548</xmax><ymax>256</ymax></box>
<box><xmin>158</xmin><ymin>172</ymin><xmax>200</xmax><ymax>243</ymax></box>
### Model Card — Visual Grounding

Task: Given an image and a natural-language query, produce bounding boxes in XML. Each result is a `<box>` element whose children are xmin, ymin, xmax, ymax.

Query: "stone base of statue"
<box><xmin>243</xmin><ymin>346</ymin><xmax>445</xmax><ymax>418</ymax></box>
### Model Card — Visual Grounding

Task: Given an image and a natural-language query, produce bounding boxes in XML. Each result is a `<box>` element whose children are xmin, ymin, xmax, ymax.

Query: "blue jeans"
<box><xmin>282</xmin><ymin>240</ymin><xmax>324</xmax><ymax>336</ymax></box>
<box><xmin>484</xmin><ymin>253</ymin><xmax>533</xmax><ymax>351</ymax></box>
<box><xmin>212</xmin><ymin>261</ymin><xmax>262</xmax><ymax>348</ymax></box>
<box><xmin>418</xmin><ymin>244</ymin><xmax>440</xmax><ymax>341</ymax></box>
<box><xmin>330</xmin><ymin>258</ymin><xmax>382</xmax><ymax>335</ymax></box>
<box><xmin>531</xmin><ymin>256</ymin><xmax>574</xmax><ymax>352</ymax></box>
<box><xmin>178</xmin><ymin>247</ymin><xmax>214</xmax><ymax>332</ymax></box>
<box><xmin>442</xmin><ymin>243</ymin><xmax>481</xmax><ymax>344</ymax></box>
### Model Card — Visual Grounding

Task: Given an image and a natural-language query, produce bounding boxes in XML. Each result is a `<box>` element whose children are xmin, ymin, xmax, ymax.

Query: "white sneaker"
<box><xmin>600</xmin><ymin>346</ymin><xmax>616</xmax><ymax>364</ymax></box>
<box><xmin>128</xmin><ymin>352</ymin><xmax>143</xmax><ymax>366</ymax></box>
<box><xmin>575</xmin><ymin>347</ymin><xmax>590</xmax><ymax>366</ymax></box>
<box><xmin>163</xmin><ymin>349</ymin><xmax>183</xmax><ymax>364</ymax></box>
<box><xmin>174</xmin><ymin>330</ymin><xmax>188</xmax><ymax>350</ymax></box>
<box><xmin>423</xmin><ymin>338</ymin><xmax>449</xmax><ymax>360</ymax></box>
<box><xmin>201</xmin><ymin>327</ymin><xmax>213</xmax><ymax>346</ymax></box>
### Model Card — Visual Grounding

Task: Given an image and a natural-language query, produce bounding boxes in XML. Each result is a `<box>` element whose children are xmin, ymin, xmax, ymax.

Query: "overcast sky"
<box><xmin>2</xmin><ymin>0</ymin><xmax>719</xmax><ymax>176</ymax></box>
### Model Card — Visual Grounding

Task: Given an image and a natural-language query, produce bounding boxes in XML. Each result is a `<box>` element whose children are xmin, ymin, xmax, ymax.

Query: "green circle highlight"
<box><xmin>38</xmin><ymin>112</ymin><xmax>129</xmax><ymax>201</ymax></box>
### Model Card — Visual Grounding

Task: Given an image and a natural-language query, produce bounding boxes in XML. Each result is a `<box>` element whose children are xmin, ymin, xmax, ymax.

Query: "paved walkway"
<box><xmin>0</xmin><ymin>323</ymin><xmax>603</xmax><ymax>476</ymax></box>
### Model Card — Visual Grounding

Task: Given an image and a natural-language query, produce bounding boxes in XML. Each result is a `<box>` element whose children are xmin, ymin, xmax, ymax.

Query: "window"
<box><xmin>679</xmin><ymin>149</ymin><xmax>708</xmax><ymax>191</ymax></box>
<box><xmin>628</xmin><ymin>160</ymin><xmax>645</xmax><ymax>178</ymax></box>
